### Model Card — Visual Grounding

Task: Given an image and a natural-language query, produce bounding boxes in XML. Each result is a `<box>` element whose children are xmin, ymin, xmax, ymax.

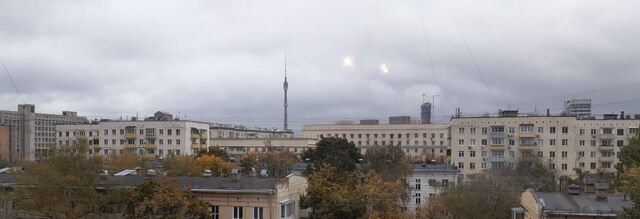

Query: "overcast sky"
<box><xmin>1</xmin><ymin>0</ymin><xmax>640</xmax><ymax>133</ymax></box>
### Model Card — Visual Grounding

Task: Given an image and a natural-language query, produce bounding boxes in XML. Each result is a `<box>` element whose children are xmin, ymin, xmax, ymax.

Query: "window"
<box><xmin>470</xmin><ymin>139</ymin><xmax>476</xmax><ymax>145</ymax></box>
<box><xmin>211</xmin><ymin>206</ymin><xmax>220</xmax><ymax>219</ymax></box>
<box><xmin>562</xmin><ymin>127</ymin><xmax>568</xmax><ymax>134</ymax></box>
<box><xmin>508</xmin><ymin>139</ymin><xmax>515</xmax><ymax>146</ymax></box>
<box><xmin>482</xmin><ymin>127</ymin><xmax>488</xmax><ymax>134</ymax></box>
<box><xmin>168</xmin><ymin>129</ymin><xmax>172</xmax><ymax>135</ymax></box>
<box><xmin>562</xmin><ymin>151</ymin><xmax>568</xmax><ymax>158</ymax></box>
<box><xmin>591</xmin><ymin>140</ymin><xmax>596</xmax><ymax>147</ymax></box>
<box><xmin>549</xmin><ymin>163</ymin><xmax>555</xmax><ymax>170</ymax></box>
<box><xmin>590</xmin><ymin>162</ymin><xmax>596</xmax><ymax>169</ymax></box>
<box><xmin>280</xmin><ymin>203</ymin><xmax>293</xmax><ymax>219</ymax></box>
<box><xmin>481</xmin><ymin>162</ymin><xmax>487</xmax><ymax>169</ymax></box>
<box><xmin>537</xmin><ymin>127</ymin><xmax>544</xmax><ymax>133</ymax></box>
<box><xmin>591</xmin><ymin>151</ymin><xmax>596</xmax><ymax>157</ymax></box>
<box><xmin>562</xmin><ymin>139</ymin><xmax>568</xmax><ymax>146</ymax></box>
<box><xmin>104</xmin><ymin>130</ymin><xmax>108</xmax><ymax>135</ymax></box>
<box><xmin>176</xmin><ymin>129</ymin><xmax>181</xmax><ymax>135</ymax></box>
<box><xmin>631</xmin><ymin>128</ymin><xmax>639</xmax><ymax>134</ymax></box>
<box><xmin>253</xmin><ymin>207</ymin><xmax>263</xmax><ymax>219</ymax></box>
<box><xmin>481</xmin><ymin>139</ymin><xmax>487</xmax><ymax>146</ymax></box>
<box><xmin>579</xmin><ymin>140</ymin><xmax>585</xmax><ymax>146</ymax></box>
<box><xmin>458</xmin><ymin>139</ymin><xmax>464</xmax><ymax>146</ymax></box>
<box><xmin>470</xmin><ymin>151</ymin><xmax>476</xmax><ymax>157</ymax></box>
<box><xmin>415</xmin><ymin>179</ymin><xmax>421</xmax><ymax>190</ymax></box>
<box><xmin>111</xmin><ymin>129</ymin><xmax>116</xmax><ymax>135</ymax></box>
<box><xmin>458</xmin><ymin>162</ymin><xmax>464</xmax><ymax>169</ymax></box>
<box><xmin>470</xmin><ymin>162</ymin><xmax>476</xmax><ymax>169</ymax></box>
<box><xmin>508</xmin><ymin>127</ymin><xmax>515</xmax><ymax>134</ymax></box>
<box><xmin>549</xmin><ymin>151</ymin><xmax>555</xmax><ymax>158</ymax></box>
<box><xmin>470</xmin><ymin>128</ymin><xmax>476</xmax><ymax>134</ymax></box>
<box><xmin>618</xmin><ymin>129</ymin><xmax>624</xmax><ymax>136</ymax></box>
<box><xmin>176</xmin><ymin>139</ymin><xmax>181</xmax><ymax>145</ymax></box>
<box><xmin>416</xmin><ymin>193</ymin><xmax>421</xmax><ymax>204</ymax></box>
<box><xmin>233</xmin><ymin>206</ymin><xmax>243</xmax><ymax>219</ymax></box>
<box><xmin>549</xmin><ymin>139</ymin><xmax>556</xmax><ymax>146</ymax></box>
<box><xmin>618</xmin><ymin>140</ymin><xmax>625</xmax><ymax>147</ymax></box>
<box><xmin>491</xmin><ymin>137</ymin><xmax>504</xmax><ymax>145</ymax></box>
<box><xmin>579</xmin><ymin>129</ymin><xmax>585</xmax><ymax>135</ymax></box>
<box><xmin>458</xmin><ymin>151</ymin><xmax>464</xmax><ymax>157</ymax></box>
<box><xmin>481</xmin><ymin>151</ymin><xmax>487</xmax><ymax>157</ymax></box>
<box><xmin>550</xmin><ymin>127</ymin><xmax>556</xmax><ymax>134</ymax></box>
<box><xmin>459</xmin><ymin>128</ymin><xmax>464</xmax><ymax>134</ymax></box>
<box><xmin>562</xmin><ymin>163</ymin><xmax>567</xmax><ymax>170</ymax></box>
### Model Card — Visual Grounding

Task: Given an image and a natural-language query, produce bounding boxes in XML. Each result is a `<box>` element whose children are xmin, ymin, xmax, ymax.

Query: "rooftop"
<box><xmin>535</xmin><ymin>192</ymin><xmax>632</xmax><ymax>216</ymax></box>
<box><xmin>412</xmin><ymin>164</ymin><xmax>459</xmax><ymax>172</ymax></box>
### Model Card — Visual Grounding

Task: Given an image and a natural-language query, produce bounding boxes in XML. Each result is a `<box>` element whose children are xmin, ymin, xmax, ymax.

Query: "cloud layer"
<box><xmin>1</xmin><ymin>0</ymin><xmax>640</xmax><ymax>133</ymax></box>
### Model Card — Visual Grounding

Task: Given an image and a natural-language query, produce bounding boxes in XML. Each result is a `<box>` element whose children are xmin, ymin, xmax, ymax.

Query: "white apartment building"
<box><xmin>405</xmin><ymin>164</ymin><xmax>459</xmax><ymax>212</ymax></box>
<box><xmin>0</xmin><ymin>104</ymin><xmax>87</xmax><ymax>161</ymax></box>
<box><xmin>209</xmin><ymin>138</ymin><xmax>317</xmax><ymax>158</ymax></box>
<box><xmin>450</xmin><ymin>110</ymin><xmax>640</xmax><ymax>178</ymax></box>
<box><xmin>56</xmin><ymin>118</ymin><xmax>210</xmax><ymax>157</ymax></box>
<box><xmin>210</xmin><ymin>124</ymin><xmax>293</xmax><ymax>139</ymax></box>
<box><xmin>303</xmin><ymin>122</ymin><xmax>451</xmax><ymax>160</ymax></box>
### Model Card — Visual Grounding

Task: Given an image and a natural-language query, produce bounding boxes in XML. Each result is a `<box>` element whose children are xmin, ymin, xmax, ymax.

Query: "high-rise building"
<box><xmin>564</xmin><ymin>99</ymin><xmax>592</xmax><ymax>118</ymax></box>
<box><xmin>450</xmin><ymin>110</ymin><xmax>640</xmax><ymax>178</ymax></box>
<box><xmin>421</xmin><ymin>102</ymin><xmax>432</xmax><ymax>124</ymax></box>
<box><xmin>0</xmin><ymin>104</ymin><xmax>87</xmax><ymax>161</ymax></box>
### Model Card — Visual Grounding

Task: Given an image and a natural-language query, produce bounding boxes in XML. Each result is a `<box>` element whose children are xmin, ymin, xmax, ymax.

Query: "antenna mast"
<box><xmin>283</xmin><ymin>53</ymin><xmax>289</xmax><ymax>131</ymax></box>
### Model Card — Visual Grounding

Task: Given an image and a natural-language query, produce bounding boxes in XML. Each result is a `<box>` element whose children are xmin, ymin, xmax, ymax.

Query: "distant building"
<box><xmin>405</xmin><ymin>164</ymin><xmax>459</xmax><ymax>212</ymax></box>
<box><xmin>0</xmin><ymin>104</ymin><xmax>87</xmax><ymax>161</ymax></box>
<box><xmin>303</xmin><ymin>123</ymin><xmax>450</xmax><ymax>160</ymax></box>
<box><xmin>564</xmin><ymin>99</ymin><xmax>592</xmax><ymax>118</ymax></box>
<box><xmin>209</xmin><ymin>138</ymin><xmax>317</xmax><ymax>158</ymax></box>
<box><xmin>209</xmin><ymin>124</ymin><xmax>293</xmax><ymax>139</ymax></box>
<box><xmin>0</xmin><ymin>125</ymin><xmax>16</xmax><ymax>162</ymax></box>
<box><xmin>359</xmin><ymin>119</ymin><xmax>379</xmax><ymax>125</ymax></box>
<box><xmin>389</xmin><ymin>116</ymin><xmax>411</xmax><ymax>125</ymax></box>
<box><xmin>56</xmin><ymin>112</ymin><xmax>210</xmax><ymax>157</ymax></box>
<box><xmin>450</xmin><ymin>110</ymin><xmax>640</xmax><ymax>179</ymax></box>
<box><xmin>421</xmin><ymin>102</ymin><xmax>432</xmax><ymax>124</ymax></box>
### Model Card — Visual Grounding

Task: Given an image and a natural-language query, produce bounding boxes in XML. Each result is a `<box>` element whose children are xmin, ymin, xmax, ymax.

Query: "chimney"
<box><xmin>584</xmin><ymin>177</ymin><xmax>596</xmax><ymax>193</ymax></box>
<box><xmin>595</xmin><ymin>180</ymin><xmax>609</xmax><ymax>201</ymax></box>
<box><xmin>546</xmin><ymin>109</ymin><xmax>550</xmax><ymax>117</ymax></box>
<box><xmin>203</xmin><ymin>169</ymin><xmax>212</xmax><ymax>177</ymax></box>
<box><xmin>134</xmin><ymin>167</ymin><xmax>143</xmax><ymax>176</ymax></box>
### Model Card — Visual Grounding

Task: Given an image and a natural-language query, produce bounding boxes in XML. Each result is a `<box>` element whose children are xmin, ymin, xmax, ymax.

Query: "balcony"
<box><xmin>599</xmin><ymin>157</ymin><xmax>616</xmax><ymax>163</ymax></box>
<box><xmin>191</xmin><ymin>133</ymin><xmax>201</xmax><ymax>139</ymax></box>
<box><xmin>597</xmin><ymin>133</ymin><xmax>615</xmax><ymax>139</ymax></box>
<box><xmin>489</xmin><ymin>132</ymin><xmax>505</xmax><ymax>138</ymax></box>
<box><xmin>200</xmin><ymin>133</ymin><xmax>208</xmax><ymax>139</ymax></box>
<box><xmin>124</xmin><ymin>133</ymin><xmax>137</xmax><ymax>139</ymax></box>
<box><xmin>519</xmin><ymin>133</ymin><xmax>537</xmax><ymax>138</ymax></box>
<box><xmin>597</xmin><ymin>145</ymin><xmax>615</xmax><ymax>151</ymax></box>
<box><xmin>145</xmin><ymin>134</ymin><xmax>157</xmax><ymax>139</ymax></box>
<box><xmin>124</xmin><ymin>144</ymin><xmax>137</xmax><ymax>149</ymax></box>
<box><xmin>144</xmin><ymin>144</ymin><xmax>157</xmax><ymax>149</ymax></box>
<box><xmin>518</xmin><ymin>145</ymin><xmax>538</xmax><ymax>151</ymax></box>
<box><xmin>77</xmin><ymin>136</ymin><xmax>88</xmax><ymax>141</ymax></box>
<box><xmin>487</xmin><ymin>157</ymin><xmax>506</xmax><ymax>162</ymax></box>
<box><xmin>519</xmin><ymin>156</ymin><xmax>538</xmax><ymax>162</ymax></box>
<box><xmin>191</xmin><ymin>143</ymin><xmax>203</xmax><ymax>149</ymax></box>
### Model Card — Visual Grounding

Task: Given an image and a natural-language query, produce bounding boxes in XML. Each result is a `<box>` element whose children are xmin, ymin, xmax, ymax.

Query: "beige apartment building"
<box><xmin>450</xmin><ymin>110</ymin><xmax>640</xmax><ymax>178</ymax></box>
<box><xmin>303</xmin><ymin>122</ymin><xmax>451</xmax><ymax>160</ymax></box>
<box><xmin>210</xmin><ymin>124</ymin><xmax>293</xmax><ymax>139</ymax></box>
<box><xmin>56</xmin><ymin>113</ymin><xmax>210</xmax><ymax>157</ymax></box>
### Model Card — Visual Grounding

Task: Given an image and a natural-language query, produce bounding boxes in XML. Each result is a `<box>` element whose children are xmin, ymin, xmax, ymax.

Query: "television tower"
<box><xmin>283</xmin><ymin>54</ymin><xmax>289</xmax><ymax>131</ymax></box>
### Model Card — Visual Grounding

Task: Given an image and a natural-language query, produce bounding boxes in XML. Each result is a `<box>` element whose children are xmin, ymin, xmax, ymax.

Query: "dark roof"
<box><xmin>536</xmin><ymin>192</ymin><xmax>633</xmax><ymax>216</ymax></box>
<box><xmin>412</xmin><ymin>164</ymin><xmax>459</xmax><ymax>172</ymax></box>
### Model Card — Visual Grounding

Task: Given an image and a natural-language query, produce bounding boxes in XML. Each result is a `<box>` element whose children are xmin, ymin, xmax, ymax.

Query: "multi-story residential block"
<box><xmin>405</xmin><ymin>164</ymin><xmax>459</xmax><ymax>212</ymax></box>
<box><xmin>0</xmin><ymin>104</ymin><xmax>87</xmax><ymax>161</ymax></box>
<box><xmin>450</xmin><ymin>110</ymin><xmax>640</xmax><ymax>178</ymax></box>
<box><xmin>210</xmin><ymin>138</ymin><xmax>317</xmax><ymax>158</ymax></box>
<box><xmin>56</xmin><ymin>113</ymin><xmax>210</xmax><ymax>157</ymax></box>
<box><xmin>210</xmin><ymin>124</ymin><xmax>293</xmax><ymax>139</ymax></box>
<box><xmin>303</xmin><ymin>122</ymin><xmax>451</xmax><ymax>160</ymax></box>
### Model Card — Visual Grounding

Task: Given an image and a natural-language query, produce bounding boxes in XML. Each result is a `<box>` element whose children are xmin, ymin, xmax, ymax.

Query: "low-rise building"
<box><xmin>405</xmin><ymin>164</ymin><xmax>459</xmax><ymax>212</ymax></box>
<box><xmin>56</xmin><ymin>113</ymin><xmax>210</xmax><ymax>157</ymax></box>
<box><xmin>512</xmin><ymin>186</ymin><xmax>632</xmax><ymax>219</ymax></box>
<box><xmin>210</xmin><ymin>124</ymin><xmax>293</xmax><ymax>139</ymax></box>
<box><xmin>210</xmin><ymin>138</ymin><xmax>317</xmax><ymax>158</ymax></box>
<box><xmin>303</xmin><ymin>123</ymin><xmax>451</xmax><ymax>160</ymax></box>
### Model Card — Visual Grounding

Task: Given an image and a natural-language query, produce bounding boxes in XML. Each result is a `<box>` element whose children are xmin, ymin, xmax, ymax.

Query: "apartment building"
<box><xmin>0</xmin><ymin>104</ymin><xmax>88</xmax><ymax>161</ymax></box>
<box><xmin>56</xmin><ymin>114</ymin><xmax>210</xmax><ymax>157</ymax></box>
<box><xmin>210</xmin><ymin>138</ymin><xmax>317</xmax><ymax>158</ymax></box>
<box><xmin>303</xmin><ymin>122</ymin><xmax>451</xmax><ymax>160</ymax></box>
<box><xmin>450</xmin><ymin>110</ymin><xmax>640</xmax><ymax>178</ymax></box>
<box><xmin>210</xmin><ymin>124</ymin><xmax>293</xmax><ymax>139</ymax></box>
<box><xmin>405</xmin><ymin>164</ymin><xmax>459</xmax><ymax>212</ymax></box>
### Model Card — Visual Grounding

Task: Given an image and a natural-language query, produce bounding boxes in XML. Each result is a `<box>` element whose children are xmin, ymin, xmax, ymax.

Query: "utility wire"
<box><xmin>445</xmin><ymin>0</ymin><xmax>499</xmax><ymax>108</ymax></box>
<box><xmin>0</xmin><ymin>57</ymin><xmax>26</xmax><ymax>104</ymax></box>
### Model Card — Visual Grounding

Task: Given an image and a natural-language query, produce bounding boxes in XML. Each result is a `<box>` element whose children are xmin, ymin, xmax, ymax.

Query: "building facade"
<box><xmin>450</xmin><ymin>111</ymin><xmax>640</xmax><ymax>178</ymax></box>
<box><xmin>209</xmin><ymin>138</ymin><xmax>317</xmax><ymax>158</ymax></box>
<box><xmin>303</xmin><ymin>123</ymin><xmax>451</xmax><ymax>160</ymax></box>
<box><xmin>563</xmin><ymin>99</ymin><xmax>592</xmax><ymax>118</ymax></box>
<box><xmin>56</xmin><ymin>118</ymin><xmax>210</xmax><ymax>157</ymax></box>
<box><xmin>405</xmin><ymin>164</ymin><xmax>459</xmax><ymax>212</ymax></box>
<box><xmin>0</xmin><ymin>125</ymin><xmax>16</xmax><ymax>162</ymax></box>
<box><xmin>0</xmin><ymin>104</ymin><xmax>87</xmax><ymax>161</ymax></box>
<box><xmin>421</xmin><ymin>102</ymin><xmax>432</xmax><ymax>124</ymax></box>
<box><xmin>210</xmin><ymin>124</ymin><xmax>293</xmax><ymax>139</ymax></box>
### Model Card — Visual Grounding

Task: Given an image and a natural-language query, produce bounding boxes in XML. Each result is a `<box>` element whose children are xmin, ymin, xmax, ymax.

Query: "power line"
<box><xmin>0</xmin><ymin>57</ymin><xmax>26</xmax><ymax>104</ymax></box>
<box><xmin>445</xmin><ymin>0</ymin><xmax>499</xmax><ymax>108</ymax></box>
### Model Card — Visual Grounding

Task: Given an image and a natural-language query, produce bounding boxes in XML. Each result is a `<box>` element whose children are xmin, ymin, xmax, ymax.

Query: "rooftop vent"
<box><xmin>260</xmin><ymin>169</ymin><xmax>269</xmax><ymax>178</ymax></box>
<box><xmin>203</xmin><ymin>169</ymin><xmax>212</xmax><ymax>177</ymax></box>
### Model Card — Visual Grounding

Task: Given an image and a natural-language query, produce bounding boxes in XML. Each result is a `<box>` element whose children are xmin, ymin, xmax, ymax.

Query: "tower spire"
<box><xmin>283</xmin><ymin>53</ymin><xmax>289</xmax><ymax>131</ymax></box>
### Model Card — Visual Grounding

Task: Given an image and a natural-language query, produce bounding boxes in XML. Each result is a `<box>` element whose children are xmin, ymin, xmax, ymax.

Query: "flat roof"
<box><xmin>536</xmin><ymin>192</ymin><xmax>633</xmax><ymax>215</ymax></box>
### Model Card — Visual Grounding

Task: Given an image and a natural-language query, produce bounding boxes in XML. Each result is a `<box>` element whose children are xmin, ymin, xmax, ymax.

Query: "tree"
<box><xmin>300</xmin><ymin>163</ymin><xmax>407</xmax><ymax>219</ymax></box>
<box><xmin>302</xmin><ymin>137</ymin><xmax>362</xmax><ymax>173</ymax></box>
<box><xmin>513</xmin><ymin>159</ymin><xmax>557</xmax><ymax>192</ymax></box>
<box><xmin>239</xmin><ymin>151</ymin><xmax>300</xmax><ymax>178</ymax></box>
<box><xmin>619</xmin><ymin>129</ymin><xmax>640</xmax><ymax>168</ymax></box>
<box><xmin>124</xmin><ymin>178</ymin><xmax>209</xmax><ymax>218</ymax></box>
<box><xmin>197</xmin><ymin>146</ymin><xmax>229</xmax><ymax>161</ymax></box>
<box><xmin>618</xmin><ymin>130</ymin><xmax>640</xmax><ymax>217</ymax></box>
<box><xmin>196</xmin><ymin>154</ymin><xmax>237</xmax><ymax>176</ymax></box>
<box><xmin>103</xmin><ymin>154</ymin><xmax>147</xmax><ymax>174</ymax></box>
<box><xmin>13</xmin><ymin>153</ymin><xmax>115</xmax><ymax>219</ymax></box>
<box><xmin>363</xmin><ymin>145</ymin><xmax>412</xmax><ymax>180</ymax></box>
<box><xmin>164</xmin><ymin>156</ymin><xmax>202</xmax><ymax>177</ymax></box>
<box><xmin>440</xmin><ymin>169</ymin><xmax>520</xmax><ymax>219</ymax></box>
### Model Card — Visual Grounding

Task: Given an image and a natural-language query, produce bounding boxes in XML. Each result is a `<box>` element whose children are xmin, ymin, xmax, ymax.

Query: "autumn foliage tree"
<box><xmin>240</xmin><ymin>151</ymin><xmax>300</xmax><ymax>178</ymax></box>
<box><xmin>302</xmin><ymin>137</ymin><xmax>362</xmax><ymax>173</ymax></box>
<box><xmin>124</xmin><ymin>178</ymin><xmax>209</xmax><ymax>218</ymax></box>
<box><xmin>164</xmin><ymin>154</ymin><xmax>237</xmax><ymax>177</ymax></box>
